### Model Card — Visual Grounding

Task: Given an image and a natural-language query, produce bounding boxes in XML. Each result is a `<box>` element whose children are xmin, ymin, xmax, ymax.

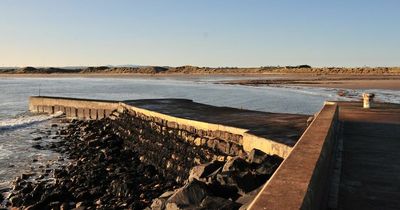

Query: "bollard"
<box><xmin>362</xmin><ymin>93</ymin><xmax>375</xmax><ymax>108</ymax></box>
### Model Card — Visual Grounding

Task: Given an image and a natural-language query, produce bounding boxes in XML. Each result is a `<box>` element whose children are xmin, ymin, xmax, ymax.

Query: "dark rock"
<box><xmin>188</xmin><ymin>161</ymin><xmax>223</xmax><ymax>182</ymax></box>
<box><xmin>235</xmin><ymin>172</ymin><xmax>266</xmax><ymax>194</ymax></box>
<box><xmin>166</xmin><ymin>180</ymin><xmax>208</xmax><ymax>208</ymax></box>
<box><xmin>207</xmin><ymin>182</ymin><xmax>239</xmax><ymax>200</ymax></box>
<box><xmin>222</xmin><ymin>157</ymin><xmax>249</xmax><ymax>172</ymax></box>
<box><xmin>32</xmin><ymin>144</ymin><xmax>43</xmax><ymax>150</ymax></box>
<box><xmin>247</xmin><ymin>149</ymin><xmax>268</xmax><ymax>164</ymax></box>
<box><xmin>33</xmin><ymin>137</ymin><xmax>42</xmax><ymax>141</ymax></box>
<box><xmin>200</xmin><ymin>196</ymin><xmax>241</xmax><ymax>210</ymax></box>
<box><xmin>21</xmin><ymin>173</ymin><xmax>35</xmax><ymax>179</ymax></box>
<box><xmin>10</xmin><ymin>195</ymin><xmax>23</xmax><ymax>206</ymax></box>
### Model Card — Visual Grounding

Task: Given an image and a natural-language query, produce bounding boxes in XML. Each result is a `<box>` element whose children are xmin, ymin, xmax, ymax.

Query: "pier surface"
<box><xmin>338</xmin><ymin>102</ymin><xmax>400</xmax><ymax>209</ymax></box>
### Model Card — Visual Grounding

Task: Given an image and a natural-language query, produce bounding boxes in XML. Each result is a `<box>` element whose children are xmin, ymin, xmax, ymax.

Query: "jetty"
<box><xmin>28</xmin><ymin>96</ymin><xmax>400</xmax><ymax>210</ymax></box>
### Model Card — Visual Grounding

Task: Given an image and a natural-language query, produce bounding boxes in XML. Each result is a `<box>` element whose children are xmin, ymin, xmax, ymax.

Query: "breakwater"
<box><xmin>29</xmin><ymin>96</ymin><xmax>307</xmax><ymax>159</ymax></box>
<box><xmin>26</xmin><ymin>96</ymin><xmax>400</xmax><ymax>209</ymax></box>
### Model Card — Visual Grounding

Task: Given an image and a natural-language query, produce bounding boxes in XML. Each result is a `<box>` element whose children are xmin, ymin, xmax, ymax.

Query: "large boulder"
<box><xmin>165</xmin><ymin>180</ymin><xmax>209</xmax><ymax>209</ymax></box>
<box><xmin>247</xmin><ymin>149</ymin><xmax>269</xmax><ymax>164</ymax></box>
<box><xmin>188</xmin><ymin>161</ymin><xmax>224</xmax><ymax>182</ymax></box>
<box><xmin>222</xmin><ymin>157</ymin><xmax>250</xmax><ymax>172</ymax></box>
<box><xmin>150</xmin><ymin>191</ymin><xmax>176</xmax><ymax>210</ymax></box>
<box><xmin>199</xmin><ymin>196</ymin><xmax>241</xmax><ymax>210</ymax></box>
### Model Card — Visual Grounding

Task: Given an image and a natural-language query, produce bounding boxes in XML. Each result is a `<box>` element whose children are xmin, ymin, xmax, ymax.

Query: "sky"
<box><xmin>0</xmin><ymin>0</ymin><xmax>399</xmax><ymax>67</ymax></box>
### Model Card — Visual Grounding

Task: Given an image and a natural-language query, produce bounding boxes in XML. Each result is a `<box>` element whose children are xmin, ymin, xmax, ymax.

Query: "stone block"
<box><xmin>206</xmin><ymin>139</ymin><xmax>217</xmax><ymax>149</ymax></box>
<box><xmin>216</xmin><ymin>141</ymin><xmax>230</xmax><ymax>154</ymax></box>
<box><xmin>229</xmin><ymin>144</ymin><xmax>241</xmax><ymax>156</ymax></box>
<box><xmin>167</xmin><ymin>121</ymin><xmax>177</xmax><ymax>128</ymax></box>
<box><xmin>194</xmin><ymin>137</ymin><xmax>202</xmax><ymax>146</ymax></box>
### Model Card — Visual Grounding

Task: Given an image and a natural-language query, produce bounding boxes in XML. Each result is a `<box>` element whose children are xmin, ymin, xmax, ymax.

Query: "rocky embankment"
<box><xmin>1</xmin><ymin>111</ymin><xmax>282</xmax><ymax>210</ymax></box>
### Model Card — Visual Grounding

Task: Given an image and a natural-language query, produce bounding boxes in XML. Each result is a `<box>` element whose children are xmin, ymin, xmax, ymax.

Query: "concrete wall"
<box><xmin>248</xmin><ymin>103</ymin><xmax>339</xmax><ymax>210</ymax></box>
<box><xmin>28</xmin><ymin>96</ymin><xmax>292</xmax><ymax>158</ymax></box>
<box><xmin>29</xmin><ymin>96</ymin><xmax>120</xmax><ymax>119</ymax></box>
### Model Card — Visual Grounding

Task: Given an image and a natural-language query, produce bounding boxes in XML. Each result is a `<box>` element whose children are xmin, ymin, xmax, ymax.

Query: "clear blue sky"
<box><xmin>1</xmin><ymin>0</ymin><xmax>399</xmax><ymax>67</ymax></box>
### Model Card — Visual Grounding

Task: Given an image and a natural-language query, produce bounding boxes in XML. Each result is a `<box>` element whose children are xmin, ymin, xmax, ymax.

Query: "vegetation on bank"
<box><xmin>0</xmin><ymin>65</ymin><xmax>399</xmax><ymax>75</ymax></box>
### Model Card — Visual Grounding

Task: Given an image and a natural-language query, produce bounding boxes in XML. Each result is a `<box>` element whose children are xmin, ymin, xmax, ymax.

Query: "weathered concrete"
<box><xmin>247</xmin><ymin>101</ymin><xmax>400</xmax><ymax>210</ymax></box>
<box><xmin>29</xmin><ymin>96</ymin><xmax>120</xmax><ymax>119</ymax></box>
<box><xmin>337</xmin><ymin>102</ymin><xmax>400</xmax><ymax>210</ymax></box>
<box><xmin>248</xmin><ymin>103</ymin><xmax>339</xmax><ymax>210</ymax></box>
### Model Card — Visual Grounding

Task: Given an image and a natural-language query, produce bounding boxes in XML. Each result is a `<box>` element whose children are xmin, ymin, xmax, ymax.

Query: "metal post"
<box><xmin>362</xmin><ymin>93</ymin><xmax>375</xmax><ymax>109</ymax></box>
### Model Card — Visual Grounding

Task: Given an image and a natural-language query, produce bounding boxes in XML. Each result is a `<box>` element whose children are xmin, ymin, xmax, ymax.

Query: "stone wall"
<box><xmin>124</xmin><ymin>109</ymin><xmax>246</xmax><ymax>158</ymax></box>
<box><xmin>29</xmin><ymin>96</ymin><xmax>293</xmax><ymax>159</ymax></box>
<box><xmin>110</xmin><ymin>111</ymin><xmax>232</xmax><ymax>184</ymax></box>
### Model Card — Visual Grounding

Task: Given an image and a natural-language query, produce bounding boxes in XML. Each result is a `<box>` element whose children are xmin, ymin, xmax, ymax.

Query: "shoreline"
<box><xmin>1</xmin><ymin>73</ymin><xmax>400</xmax><ymax>90</ymax></box>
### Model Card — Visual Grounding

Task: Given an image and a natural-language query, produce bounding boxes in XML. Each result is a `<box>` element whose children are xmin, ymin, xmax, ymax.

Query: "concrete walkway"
<box><xmin>338</xmin><ymin>102</ymin><xmax>400</xmax><ymax>210</ymax></box>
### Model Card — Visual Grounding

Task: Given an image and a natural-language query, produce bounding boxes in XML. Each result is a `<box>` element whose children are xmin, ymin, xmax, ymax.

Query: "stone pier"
<box><xmin>29</xmin><ymin>96</ymin><xmax>399</xmax><ymax>209</ymax></box>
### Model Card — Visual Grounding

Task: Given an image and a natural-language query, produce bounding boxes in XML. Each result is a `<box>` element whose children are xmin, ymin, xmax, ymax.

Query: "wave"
<box><xmin>0</xmin><ymin>111</ymin><xmax>64</xmax><ymax>132</ymax></box>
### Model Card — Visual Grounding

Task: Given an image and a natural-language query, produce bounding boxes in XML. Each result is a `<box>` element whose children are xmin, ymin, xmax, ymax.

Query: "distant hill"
<box><xmin>0</xmin><ymin>65</ymin><xmax>399</xmax><ymax>75</ymax></box>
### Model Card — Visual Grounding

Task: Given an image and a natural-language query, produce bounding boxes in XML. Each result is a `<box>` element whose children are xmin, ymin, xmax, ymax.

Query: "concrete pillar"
<box><xmin>44</xmin><ymin>106</ymin><xmax>53</xmax><ymax>114</ymax></box>
<box><xmin>84</xmin><ymin>108</ymin><xmax>91</xmax><ymax>119</ymax></box>
<box><xmin>65</xmin><ymin>107</ymin><xmax>71</xmax><ymax>118</ymax></box>
<box><xmin>90</xmin><ymin>109</ymin><xmax>98</xmax><ymax>119</ymax></box>
<box><xmin>98</xmin><ymin>109</ymin><xmax>105</xmax><ymax>119</ymax></box>
<box><xmin>38</xmin><ymin>106</ymin><xmax>44</xmax><ymax>113</ymax></box>
<box><xmin>363</xmin><ymin>93</ymin><xmax>375</xmax><ymax>109</ymax></box>
<box><xmin>59</xmin><ymin>106</ymin><xmax>66</xmax><ymax>114</ymax></box>
<box><xmin>71</xmin><ymin>107</ymin><xmax>78</xmax><ymax>118</ymax></box>
<box><xmin>105</xmin><ymin>110</ymin><xmax>111</xmax><ymax>118</ymax></box>
<box><xmin>77</xmin><ymin>108</ymin><xmax>85</xmax><ymax>119</ymax></box>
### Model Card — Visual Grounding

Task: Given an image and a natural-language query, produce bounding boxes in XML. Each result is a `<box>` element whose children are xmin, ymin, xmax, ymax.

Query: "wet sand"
<box><xmin>218</xmin><ymin>75</ymin><xmax>400</xmax><ymax>90</ymax></box>
<box><xmin>1</xmin><ymin>72</ymin><xmax>399</xmax><ymax>90</ymax></box>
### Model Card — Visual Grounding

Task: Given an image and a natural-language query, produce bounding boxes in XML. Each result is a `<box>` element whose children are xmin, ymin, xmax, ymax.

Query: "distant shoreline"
<box><xmin>1</xmin><ymin>65</ymin><xmax>400</xmax><ymax>76</ymax></box>
<box><xmin>1</xmin><ymin>71</ymin><xmax>400</xmax><ymax>90</ymax></box>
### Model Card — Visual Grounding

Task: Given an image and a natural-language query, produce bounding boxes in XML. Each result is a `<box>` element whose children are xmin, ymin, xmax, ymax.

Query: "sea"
<box><xmin>0</xmin><ymin>76</ymin><xmax>399</xmax><ymax>189</ymax></box>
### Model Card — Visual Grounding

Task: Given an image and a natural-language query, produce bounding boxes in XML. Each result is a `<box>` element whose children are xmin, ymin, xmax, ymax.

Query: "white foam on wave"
<box><xmin>0</xmin><ymin>111</ymin><xmax>63</xmax><ymax>132</ymax></box>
